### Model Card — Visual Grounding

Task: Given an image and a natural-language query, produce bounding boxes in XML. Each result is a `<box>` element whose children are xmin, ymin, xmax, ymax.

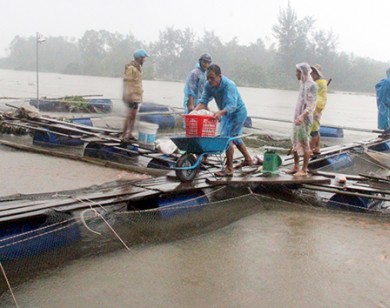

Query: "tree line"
<box><xmin>0</xmin><ymin>4</ymin><xmax>388</xmax><ymax>93</ymax></box>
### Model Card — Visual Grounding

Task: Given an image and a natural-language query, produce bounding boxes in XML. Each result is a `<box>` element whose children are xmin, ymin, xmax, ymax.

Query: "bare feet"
<box><xmin>285</xmin><ymin>168</ymin><xmax>298</xmax><ymax>175</ymax></box>
<box><xmin>121</xmin><ymin>134</ymin><xmax>137</xmax><ymax>142</ymax></box>
<box><xmin>234</xmin><ymin>159</ymin><xmax>255</xmax><ymax>169</ymax></box>
<box><xmin>293</xmin><ymin>170</ymin><xmax>308</xmax><ymax>177</ymax></box>
<box><xmin>214</xmin><ymin>166</ymin><xmax>234</xmax><ymax>177</ymax></box>
<box><xmin>312</xmin><ymin>148</ymin><xmax>321</xmax><ymax>155</ymax></box>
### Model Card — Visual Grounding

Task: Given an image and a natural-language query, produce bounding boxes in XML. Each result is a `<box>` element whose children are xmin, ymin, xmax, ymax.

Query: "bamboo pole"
<box><xmin>250</xmin><ymin>115</ymin><xmax>382</xmax><ymax>134</ymax></box>
<box><xmin>302</xmin><ymin>184</ymin><xmax>390</xmax><ymax>202</ymax></box>
<box><xmin>0</xmin><ymin>139</ymin><xmax>166</xmax><ymax>176</ymax></box>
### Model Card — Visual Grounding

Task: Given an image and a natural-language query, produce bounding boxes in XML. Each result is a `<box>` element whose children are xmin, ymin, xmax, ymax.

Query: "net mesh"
<box><xmin>0</xmin><ymin>186</ymin><xmax>270</xmax><ymax>300</ymax></box>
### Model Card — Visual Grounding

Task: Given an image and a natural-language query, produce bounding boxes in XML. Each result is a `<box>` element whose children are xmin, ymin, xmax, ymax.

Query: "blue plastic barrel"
<box><xmin>309</xmin><ymin>152</ymin><xmax>353</xmax><ymax>171</ymax></box>
<box><xmin>87</xmin><ymin>99</ymin><xmax>113</xmax><ymax>112</ymax></box>
<box><xmin>327</xmin><ymin>153</ymin><xmax>353</xmax><ymax>170</ymax></box>
<box><xmin>84</xmin><ymin>143</ymin><xmax>138</xmax><ymax>163</ymax></box>
<box><xmin>128</xmin><ymin>190</ymin><xmax>209</xmax><ymax>219</ymax></box>
<box><xmin>70</xmin><ymin>117</ymin><xmax>93</xmax><ymax>126</ymax></box>
<box><xmin>369</xmin><ymin>140</ymin><xmax>390</xmax><ymax>152</ymax></box>
<box><xmin>139</xmin><ymin>102</ymin><xmax>176</xmax><ymax>129</ymax></box>
<box><xmin>33</xmin><ymin>129</ymin><xmax>84</xmax><ymax>146</ymax></box>
<box><xmin>0</xmin><ymin>214</ymin><xmax>80</xmax><ymax>261</ymax></box>
<box><xmin>327</xmin><ymin>193</ymin><xmax>370</xmax><ymax>212</ymax></box>
<box><xmin>29</xmin><ymin>99</ymin><xmax>59</xmax><ymax>111</ymax></box>
<box><xmin>32</xmin><ymin>118</ymin><xmax>92</xmax><ymax>146</ymax></box>
<box><xmin>320</xmin><ymin>126</ymin><xmax>344</xmax><ymax>138</ymax></box>
<box><xmin>147</xmin><ymin>156</ymin><xmax>176</xmax><ymax>169</ymax></box>
<box><xmin>140</xmin><ymin>114</ymin><xmax>176</xmax><ymax>129</ymax></box>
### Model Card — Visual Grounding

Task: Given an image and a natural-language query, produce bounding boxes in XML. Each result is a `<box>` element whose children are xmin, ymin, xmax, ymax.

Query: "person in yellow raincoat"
<box><xmin>122</xmin><ymin>49</ymin><xmax>149</xmax><ymax>142</ymax></box>
<box><xmin>309</xmin><ymin>64</ymin><xmax>328</xmax><ymax>155</ymax></box>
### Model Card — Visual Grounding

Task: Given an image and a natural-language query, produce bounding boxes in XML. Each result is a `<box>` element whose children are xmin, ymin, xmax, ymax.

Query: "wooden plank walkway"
<box><xmin>0</xmin><ymin>167</ymin><xmax>331</xmax><ymax>223</ymax></box>
<box><xmin>207</xmin><ymin>173</ymin><xmax>330</xmax><ymax>186</ymax></box>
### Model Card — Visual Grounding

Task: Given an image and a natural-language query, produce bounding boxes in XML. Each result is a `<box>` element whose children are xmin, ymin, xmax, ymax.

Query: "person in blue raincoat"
<box><xmin>194</xmin><ymin>64</ymin><xmax>253</xmax><ymax>177</ymax></box>
<box><xmin>183</xmin><ymin>53</ymin><xmax>212</xmax><ymax>114</ymax></box>
<box><xmin>375</xmin><ymin>68</ymin><xmax>390</xmax><ymax>133</ymax></box>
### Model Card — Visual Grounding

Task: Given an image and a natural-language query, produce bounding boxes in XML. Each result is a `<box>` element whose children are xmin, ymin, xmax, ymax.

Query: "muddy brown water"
<box><xmin>1</xmin><ymin>200</ymin><xmax>390</xmax><ymax>307</ymax></box>
<box><xmin>1</xmin><ymin>69</ymin><xmax>389</xmax><ymax>307</ymax></box>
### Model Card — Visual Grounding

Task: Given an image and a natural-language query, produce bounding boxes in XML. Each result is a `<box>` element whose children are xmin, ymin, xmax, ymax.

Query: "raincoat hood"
<box><xmin>296</xmin><ymin>63</ymin><xmax>313</xmax><ymax>83</ymax></box>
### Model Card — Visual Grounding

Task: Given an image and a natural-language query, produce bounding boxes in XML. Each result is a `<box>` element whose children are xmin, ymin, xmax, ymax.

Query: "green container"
<box><xmin>262</xmin><ymin>150</ymin><xmax>282</xmax><ymax>174</ymax></box>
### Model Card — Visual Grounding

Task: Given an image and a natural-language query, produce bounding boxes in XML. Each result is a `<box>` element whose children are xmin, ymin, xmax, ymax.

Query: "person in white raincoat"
<box><xmin>286</xmin><ymin>63</ymin><xmax>317</xmax><ymax>177</ymax></box>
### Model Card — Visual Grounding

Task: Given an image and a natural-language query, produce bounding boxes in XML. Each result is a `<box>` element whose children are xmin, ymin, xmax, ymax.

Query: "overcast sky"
<box><xmin>1</xmin><ymin>0</ymin><xmax>389</xmax><ymax>62</ymax></box>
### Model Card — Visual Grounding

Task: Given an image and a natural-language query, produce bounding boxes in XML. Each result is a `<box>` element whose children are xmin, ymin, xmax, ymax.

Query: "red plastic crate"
<box><xmin>184</xmin><ymin>114</ymin><xmax>217</xmax><ymax>137</ymax></box>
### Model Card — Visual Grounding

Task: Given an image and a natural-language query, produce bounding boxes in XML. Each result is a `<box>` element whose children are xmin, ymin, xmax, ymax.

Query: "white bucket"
<box><xmin>138</xmin><ymin>121</ymin><xmax>159</xmax><ymax>150</ymax></box>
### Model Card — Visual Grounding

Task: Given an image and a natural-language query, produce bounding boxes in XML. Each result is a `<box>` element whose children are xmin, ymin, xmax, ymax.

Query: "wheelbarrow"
<box><xmin>170</xmin><ymin>135</ymin><xmax>244</xmax><ymax>182</ymax></box>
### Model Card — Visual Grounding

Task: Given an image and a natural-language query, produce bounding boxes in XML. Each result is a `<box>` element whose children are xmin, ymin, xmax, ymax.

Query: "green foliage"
<box><xmin>7</xmin><ymin>35</ymin><xmax>81</xmax><ymax>73</ymax></box>
<box><xmin>62</xmin><ymin>95</ymin><xmax>87</xmax><ymax>102</ymax></box>
<box><xmin>1</xmin><ymin>4</ymin><xmax>389</xmax><ymax>93</ymax></box>
<box><xmin>61</xmin><ymin>95</ymin><xmax>88</xmax><ymax>112</ymax></box>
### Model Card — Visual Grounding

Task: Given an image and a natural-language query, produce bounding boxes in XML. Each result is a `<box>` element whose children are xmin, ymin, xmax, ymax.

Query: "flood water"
<box><xmin>1</xmin><ymin>69</ymin><xmax>390</xmax><ymax>307</ymax></box>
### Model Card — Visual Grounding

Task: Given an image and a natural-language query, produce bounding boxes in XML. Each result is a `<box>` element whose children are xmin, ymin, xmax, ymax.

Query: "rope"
<box><xmin>75</xmin><ymin>197</ymin><xmax>108</xmax><ymax>212</ymax></box>
<box><xmin>80</xmin><ymin>209</ymin><xmax>103</xmax><ymax>236</ymax></box>
<box><xmin>75</xmin><ymin>198</ymin><xmax>131</xmax><ymax>251</ymax></box>
<box><xmin>248</xmin><ymin>187</ymin><xmax>270</xmax><ymax>210</ymax></box>
<box><xmin>88</xmin><ymin>208</ymin><xmax>130</xmax><ymax>251</ymax></box>
<box><xmin>0</xmin><ymin>262</ymin><xmax>19</xmax><ymax>308</ymax></box>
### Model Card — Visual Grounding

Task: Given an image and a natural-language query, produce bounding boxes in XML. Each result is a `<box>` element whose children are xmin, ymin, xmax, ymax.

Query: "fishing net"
<box><xmin>0</xmin><ymin>185</ymin><xmax>288</xmax><ymax>304</ymax></box>
<box><xmin>299</xmin><ymin>148</ymin><xmax>390</xmax><ymax>212</ymax></box>
<box><xmin>313</xmin><ymin>148</ymin><xmax>389</xmax><ymax>176</ymax></box>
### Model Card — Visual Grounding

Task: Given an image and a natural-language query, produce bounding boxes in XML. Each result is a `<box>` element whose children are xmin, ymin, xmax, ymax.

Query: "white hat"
<box><xmin>310</xmin><ymin>64</ymin><xmax>324</xmax><ymax>78</ymax></box>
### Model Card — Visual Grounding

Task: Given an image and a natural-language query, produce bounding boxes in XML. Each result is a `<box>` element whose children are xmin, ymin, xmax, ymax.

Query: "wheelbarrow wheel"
<box><xmin>175</xmin><ymin>153</ymin><xmax>199</xmax><ymax>182</ymax></box>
